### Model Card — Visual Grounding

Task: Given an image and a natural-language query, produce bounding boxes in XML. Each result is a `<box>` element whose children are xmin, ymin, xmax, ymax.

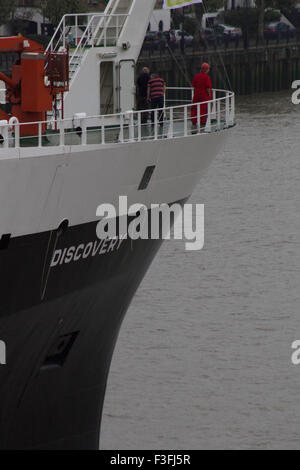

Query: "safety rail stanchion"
<box><xmin>197</xmin><ymin>103</ymin><xmax>200</xmax><ymax>134</ymax></box>
<box><xmin>217</xmin><ymin>99</ymin><xmax>221</xmax><ymax>130</ymax></box>
<box><xmin>184</xmin><ymin>105</ymin><xmax>188</xmax><ymax>137</ymax></box>
<box><xmin>229</xmin><ymin>94</ymin><xmax>235</xmax><ymax>125</ymax></box>
<box><xmin>211</xmin><ymin>90</ymin><xmax>216</xmax><ymax>120</ymax></box>
<box><xmin>225</xmin><ymin>92</ymin><xmax>230</xmax><ymax>127</ymax></box>
<box><xmin>101</xmin><ymin>117</ymin><xmax>105</xmax><ymax>144</ymax></box>
<box><xmin>129</xmin><ymin>112</ymin><xmax>134</xmax><ymax>141</ymax></box>
<box><xmin>81</xmin><ymin>119</ymin><xmax>87</xmax><ymax>145</ymax></box>
<box><xmin>119</xmin><ymin>114</ymin><xmax>124</xmax><ymax>143</ymax></box>
<box><xmin>59</xmin><ymin>121</ymin><xmax>64</xmax><ymax>146</ymax></box>
<box><xmin>169</xmin><ymin>108</ymin><xmax>174</xmax><ymax>138</ymax></box>
<box><xmin>205</xmin><ymin>101</ymin><xmax>211</xmax><ymax>133</ymax></box>
<box><xmin>137</xmin><ymin>112</ymin><xmax>141</xmax><ymax>142</ymax></box>
<box><xmin>38</xmin><ymin>122</ymin><xmax>42</xmax><ymax>147</ymax></box>
<box><xmin>9</xmin><ymin>117</ymin><xmax>20</xmax><ymax>149</ymax></box>
<box><xmin>14</xmin><ymin>123</ymin><xmax>20</xmax><ymax>149</ymax></box>
<box><xmin>154</xmin><ymin>110</ymin><xmax>158</xmax><ymax>140</ymax></box>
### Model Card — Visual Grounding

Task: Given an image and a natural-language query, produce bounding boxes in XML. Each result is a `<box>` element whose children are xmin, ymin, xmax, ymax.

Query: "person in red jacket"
<box><xmin>191</xmin><ymin>62</ymin><xmax>212</xmax><ymax>127</ymax></box>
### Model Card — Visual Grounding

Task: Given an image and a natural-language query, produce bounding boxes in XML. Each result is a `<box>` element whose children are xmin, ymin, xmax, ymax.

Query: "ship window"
<box><xmin>138</xmin><ymin>165</ymin><xmax>156</xmax><ymax>190</ymax></box>
<box><xmin>100</xmin><ymin>61</ymin><xmax>114</xmax><ymax>115</ymax></box>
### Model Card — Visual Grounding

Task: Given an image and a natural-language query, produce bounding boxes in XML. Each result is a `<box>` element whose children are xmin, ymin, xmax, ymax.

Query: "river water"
<box><xmin>101</xmin><ymin>91</ymin><xmax>300</xmax><ymax>450</ymax></box>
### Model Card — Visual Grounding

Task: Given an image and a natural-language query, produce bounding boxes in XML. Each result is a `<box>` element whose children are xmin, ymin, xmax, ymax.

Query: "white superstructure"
<box><xmin>46</xmin><ymin>0</ymin><xmax>156</xmax><ymax>121</ymax></box>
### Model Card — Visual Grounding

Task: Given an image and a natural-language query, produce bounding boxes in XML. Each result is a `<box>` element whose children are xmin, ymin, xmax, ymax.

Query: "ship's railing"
<box><xmin>46</xmin><ymin>13</ymin><xmax>129</xmax><ymax>53</ymax></box>
<box><xmin>0</xmin><ymin>89</ymin><xmax>235</xmax><ymax>150</ymax></box>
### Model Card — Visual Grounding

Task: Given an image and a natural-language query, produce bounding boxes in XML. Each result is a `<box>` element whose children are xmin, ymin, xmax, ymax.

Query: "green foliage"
<box><xmin>265</xmin><ymin>9</ymin><xmax>281</xmax><ymax>22</ymax></box>
<box><xmin>43</xmin><ymin>0</ymin><xmax>87</xmax><ymax>26</ymax></box>
<box><xmin>265</xmin><ymin>0</ymin><xmax>296</xmax><ymax>10</ymax></box>
<box><xmin>224</xmin><ymin>8</ymin><xmax>259</xmax><ymax>34</ymax></box>
<box><xmin>224</xmin><ymin>4</ymin><xmax>288</xmax><ymax>35</ymax></box>
<box><xmin>184</xmin><ymin>17</ymin><xmax>198</xmax><ymax>35</ymax></box>
<box><xmin>172</xmin><ymin>0</ymin><xmax>223</xmax><ymax>28</ymax></box>
<box><xmin>26</xmin><ymin>34</ymin><xmax>50</xmax><ymax>48</ymax></box>
<box><xmin>0</xmin><ymin>0</ymin><xmax>16</xmax><ymax>26</ymax></box>
<box><xmin>194</xmin><ymin>0</ymin><xmax>223</xmax><ymax>16</ymax></box>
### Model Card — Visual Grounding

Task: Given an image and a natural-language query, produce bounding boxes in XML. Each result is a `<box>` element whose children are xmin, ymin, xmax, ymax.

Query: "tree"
<box><xmin>0</xmin><ymin>0</ymin><xmax>16</xmax><ymax>26</ymax></box>
<box><xmin>256</xmin><ymin>0</ymin><xmax>265</xmax><ymax>41</ymax></box>
<box><xmin>224</xmin><ymin>8</ymin><xmax>260</xmax><ymax>35</ymax></box>
<box><xmin>193</xmin><ymin>0</ymin><xmax>223</xmax><ymax>31</ymax></box>
<box><xmin>266</xmin><ymin>0</ymin><xmax>296</xmax><ymax>10</ymax></box>
<box><xmin>42</xmin><ymin>0</ymin><xmax>87</xmax><ymax>26</ymax></box>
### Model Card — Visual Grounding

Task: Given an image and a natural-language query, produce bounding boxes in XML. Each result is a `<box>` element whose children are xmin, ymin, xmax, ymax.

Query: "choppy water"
<box><xmin>101</xmin><ymin>91</ymin><xmax>300</xmax><ymax>450</ymax></box>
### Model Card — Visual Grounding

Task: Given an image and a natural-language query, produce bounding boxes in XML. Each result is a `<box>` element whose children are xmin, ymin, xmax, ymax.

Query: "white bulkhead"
<box><xmin>61</xmin><ymin>0</ymin><xmax>156</xmax><ymax>119</ymax></box>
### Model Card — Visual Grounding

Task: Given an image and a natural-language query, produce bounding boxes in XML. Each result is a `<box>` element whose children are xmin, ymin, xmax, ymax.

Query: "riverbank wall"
<box><xmin>138</xmin><ymin>42</ymin><xmax>300</xmax><ymax>94</ymax></box>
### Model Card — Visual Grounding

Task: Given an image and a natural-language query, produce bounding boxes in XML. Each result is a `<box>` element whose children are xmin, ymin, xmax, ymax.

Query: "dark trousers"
<box><xmin>150</xmin><ymin>96</ymin><xmax>164</xmax><ymax>124</ymax></box>
<box><xmin>137</xmin><ymin>96</ymin><xmax>149</xmax><ymax>124</ymax></box>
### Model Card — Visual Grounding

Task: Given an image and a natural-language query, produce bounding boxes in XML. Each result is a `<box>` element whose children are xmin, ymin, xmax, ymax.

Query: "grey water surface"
<box><xmin>101</xmin><ymin>91</ymin><xmax>300</xmax><ymax>450</ymax></box>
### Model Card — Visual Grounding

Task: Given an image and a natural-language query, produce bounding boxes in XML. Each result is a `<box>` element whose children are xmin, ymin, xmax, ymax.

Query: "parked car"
<box><xmin>214</xmin><ymin>24</ymin><xmax>242</xmax><ymax>41</ymax></box>
<box><xmin>264</xmin><ymin>22</ymin><xmax>295</xmax><ymax>39</ymax></box>
<box><xmin>170</xmin><ymin>29</ymin><xmax>194</xmax><ymax>47</ymax></box>
<box><xmin>143</xmin><ymin>31</ymin><xmax>167</xmax><ymax>50</ymax></box>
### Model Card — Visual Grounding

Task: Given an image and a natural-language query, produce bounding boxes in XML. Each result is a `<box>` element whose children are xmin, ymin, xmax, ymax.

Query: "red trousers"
<box><xmin>191</xmin><ymin>96</ymin><xmax>210</xmax><ymax>126</ymax></box>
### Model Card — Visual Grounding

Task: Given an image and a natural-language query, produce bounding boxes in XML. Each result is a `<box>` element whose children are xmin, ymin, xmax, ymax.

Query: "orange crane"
<box><xmin>0</xmin><ymin>35</ymin><xmax>69</xmax><ymax>136</ymax></box>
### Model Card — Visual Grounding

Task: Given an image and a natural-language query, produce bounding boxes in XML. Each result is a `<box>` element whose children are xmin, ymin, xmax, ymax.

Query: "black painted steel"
<box><xmin>0</xmin><ymin>204</ymin><xmax>185</xmax><ymax>449</ymax></box>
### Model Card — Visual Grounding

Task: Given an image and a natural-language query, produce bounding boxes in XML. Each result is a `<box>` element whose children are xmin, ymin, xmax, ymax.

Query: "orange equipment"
<box><xmin>0</xmin><ymin>35</ymin><xmax>69</xmax><ymax>136</ymax></box>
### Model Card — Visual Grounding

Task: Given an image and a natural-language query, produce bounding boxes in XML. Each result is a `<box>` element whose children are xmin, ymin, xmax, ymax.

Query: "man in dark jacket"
<box><xmin>136</xmin><ymin>67</ymin><xmax>150</xmax><ymax>124</ymax></box>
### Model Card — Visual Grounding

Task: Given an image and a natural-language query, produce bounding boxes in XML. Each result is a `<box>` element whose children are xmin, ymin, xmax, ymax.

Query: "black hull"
<box><xmin>0</xmin><ymin>211</ymin><xmax>171</xmax><ymax>449</ymax></box>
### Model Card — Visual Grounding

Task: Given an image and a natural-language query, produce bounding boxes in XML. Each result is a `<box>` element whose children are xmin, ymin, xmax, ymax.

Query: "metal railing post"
<box><xmin>137</xmin><ymin>112</ymin><xmax>141</xmax><ymax>142</ymax></box>
<box><xmin>9</xmin><ymin>117</ymin><xmax>20</xmax><ymax>148</ymax></box>
<box><xmin>169</xmin><ymin>108</ymin><xmax>173</xmax><ymax>138</ymax></box>
<box><xmin>225</xmin><ymin>92</ymin><xmax>230</xmax><ymax>127</ymax></box>
<box><xmin>184</xmin><ymin>105</ymin><xmax>187</xmax><ymax>136</ymax></box>
<box><xmin>14</xmin><ymin>122</ymin><xmax>20</xmax><ymax>149</ymax></box>
<box><xmin>59</xmin><ymin>121</ymin><xmax>64</xmax><ymax>146</ymax></box>
<box><xmin>81</xmin><ymin>119</ymin><xmax>87</xmax><ymax>145</ymax></box>
<box><xmin>229</xmin><ymin>93</ymin><xmax>235</xmax><ymax>126</ymax></box>
<box><xmin>217</xmin><ymin>99</ymin><xmax>221</xmax><ymax>130</ymax></box>
<box><xmin>101</xmin><ymin>117</ymin><xmax>105</xmax><ymax>144</ymax></box>
<box><xmin>38</xmin><ymin>122</ymin><xmax>42</xmax><ymax>147</ymax></box>
<box><xmin>205</xmin><ymin>101</ymin><xmax>211</xmax><ymax>132</ymax></box>
<box><xmin>154</xmin><ymin>110</ymin><xmax>158</xmax><ymax>140</ymax></box>
<box><xmin>129</xmin><ymin>112</ymin><xmax>134</xmax><ymax>141</ymax></box>
<box><xmin>211</xmin><ymin>89</ymin><xmax>216</xmax><ymax>120</ymax></box>
<box><xmin>197</xmin><ymin>103</ymin><xmax>200</xmax><ymax>133</ymax></box>
<box><xmin>119</xmin><ymin>113</ymin><xmax>124</xmax><ymax>143</ymax></box>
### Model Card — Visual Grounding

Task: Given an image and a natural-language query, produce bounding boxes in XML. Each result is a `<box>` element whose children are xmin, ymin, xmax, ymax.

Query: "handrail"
<box><xmin>46</xmin><ymin>13</ymin><xmax>129</xmax><ymax>54</ymax></box>
<box><xmin>0</xmin><ymin>89</ymin><xmax>235</xmax><ymax>151</ymax></box>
